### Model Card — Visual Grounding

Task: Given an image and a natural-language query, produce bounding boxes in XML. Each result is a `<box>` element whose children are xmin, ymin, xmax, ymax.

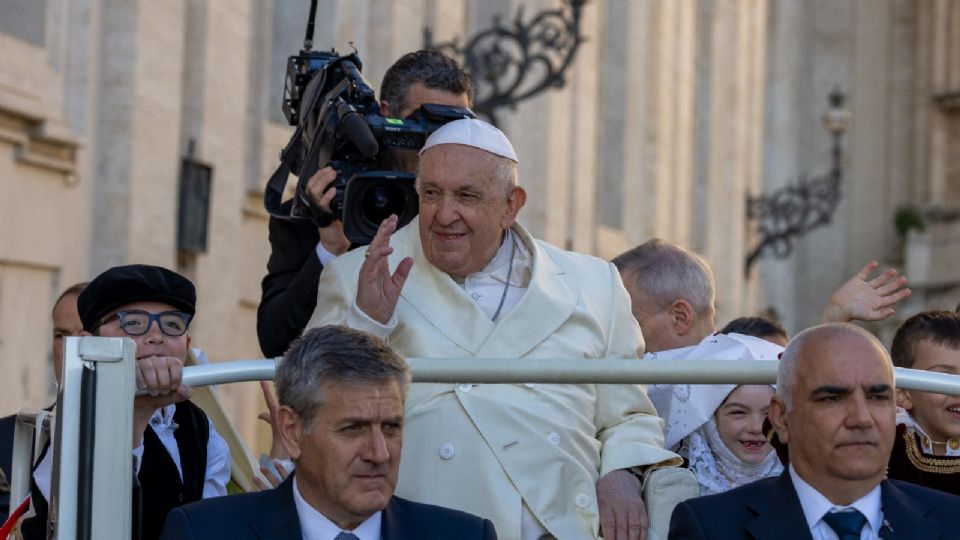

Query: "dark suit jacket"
<box><xmin>669</xmin><ymin>471</ymin><xmax>960</xmax><ymax>540</ymax></box>
<box><xmin>0</xmin><ymin>414</ymin><xmax>15</xmax><ymax>521</ymax></box>
<box><xmin>257</xmin><ymin>201</ymin><xmax>324</xmax><ymax>358</ymax></box>
<box><xmin>160</xmin><ymin>476</ymin><xmax>497</xmax><ymax>540</ymax></box>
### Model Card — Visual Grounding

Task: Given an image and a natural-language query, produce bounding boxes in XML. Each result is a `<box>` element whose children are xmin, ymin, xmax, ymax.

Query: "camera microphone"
<box><xmin>338</xmin><ymin>102</ymin><xmax>379</xmax><ymax>158</ymax></box>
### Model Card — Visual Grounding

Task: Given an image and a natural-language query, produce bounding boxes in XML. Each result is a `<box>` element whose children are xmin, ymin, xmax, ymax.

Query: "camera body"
<box><xmin>280</xmin><ymin>49</ymin><xmax>474</xmax><ymax>244</ymax></box>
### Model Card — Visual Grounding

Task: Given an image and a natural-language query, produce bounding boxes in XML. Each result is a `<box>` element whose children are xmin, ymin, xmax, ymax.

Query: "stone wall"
<box><xmin>1</xmin><ymin>0</ymin><xmax>957</xmax><ymax>453</ymax></box>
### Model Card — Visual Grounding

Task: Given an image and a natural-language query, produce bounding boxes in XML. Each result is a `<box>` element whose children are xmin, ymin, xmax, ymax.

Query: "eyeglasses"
<box><xmin>96</xmin><ymin>310</ymin><xmax>193</xmax><ymax>337</ymax></box>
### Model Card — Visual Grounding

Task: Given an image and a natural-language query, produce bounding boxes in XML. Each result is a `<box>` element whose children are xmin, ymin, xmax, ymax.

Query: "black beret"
<box><xmin>78</xmin><ymin>264</ymin><xmax>196</xmax><ymax>332</ymax></box>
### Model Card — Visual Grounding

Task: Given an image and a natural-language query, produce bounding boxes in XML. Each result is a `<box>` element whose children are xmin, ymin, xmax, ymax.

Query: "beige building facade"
<box><xmin>1</xmin><ymin>0</ymin><xmax>958</xmax><ymax>452</ymax></box>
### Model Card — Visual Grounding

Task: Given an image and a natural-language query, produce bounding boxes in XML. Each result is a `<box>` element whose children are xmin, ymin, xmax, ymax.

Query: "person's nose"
<box><xmin>363</xmin><ymin>428</ymin><xmax>391</xmax><ymax>464</ymax></box>
<box><xmin>142</xmin><ymin>319</ymin><xmax>166</xmax><ymax>344</ymax></box>
<box><xmin>747</xmin><ymin>413</ymin><xmax>764</xmax><ymax>434</ymax></box>
<box><xmin>435</xmin><ymin>196</ymin><xmax>460</xmax><ymax>226</ymax></box>
<box><xmin>845</xmin><ymin>392</ymin><xmax>874</xmax><ymax>429</ymax></box>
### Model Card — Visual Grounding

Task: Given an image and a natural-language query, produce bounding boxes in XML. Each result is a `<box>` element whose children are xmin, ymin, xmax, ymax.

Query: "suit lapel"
<box><xmin>249</xmin><ymin>476</ymin><xmax>303</xmax><ymax>539</ymax></box>
<box><xmin>880</xmin><ymin>480</ymin><xmax>940</xmax><ymax>540</ymax></box>
<box><xmin>380</xmin><ymin>497</ymin><xmax>411</xmax><ymax>540</ymax></box>
<box><xmin>744</xmin><ymin>473</ymin><xmax>814</xmax><ymax>540</ymax></box>
<box><xmin>474</xmin><ymin>225</ymin><xmax>577</xmax><ymax>358</ymax></box>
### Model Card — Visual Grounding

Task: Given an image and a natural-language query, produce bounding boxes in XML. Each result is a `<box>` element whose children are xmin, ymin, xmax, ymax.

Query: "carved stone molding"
<box><xmin>0</xmin><ymin>106</ymin><xmax>79</xmax><ymax>181</ymax></box>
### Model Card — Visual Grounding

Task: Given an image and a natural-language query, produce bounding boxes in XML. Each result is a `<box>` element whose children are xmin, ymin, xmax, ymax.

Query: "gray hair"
<box><xmin>611</xmin><ymin>239</ymin><xmax>716</xmax><ymax>318</ymax></box>
<box><xmin>491</xmin><ymin>155</ymin><xmax>518</xmax><ymax>194</ymax></box>
<box><xmin>276</xmin><ymin>325</ymin><xmax>411</xmax><ymax>429</ymax></box>
<box><xmin>777</xmin><ymin>323</ymin><xmax>890</xmax><ymax>411</ymax></box>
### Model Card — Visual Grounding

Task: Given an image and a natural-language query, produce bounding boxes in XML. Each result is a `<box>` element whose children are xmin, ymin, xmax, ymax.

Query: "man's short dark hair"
<box><xmin>276</xmin><ymin>325</ymin><xmax>411</xmax><ymax>429</ymax></box>
<box><xmin>379</xmin><ymin>49</ymin><xmax>473</xmax><ymax>115</ymax></box>
<box><xmin>890</xmin><ymin>311</ymin><xmax>960</xmax><ymax>369</ymax></box>
<box><xmin>721</xmin><ymin>316</ymin><xmax>788</xmax><ymax>343</ymax></box>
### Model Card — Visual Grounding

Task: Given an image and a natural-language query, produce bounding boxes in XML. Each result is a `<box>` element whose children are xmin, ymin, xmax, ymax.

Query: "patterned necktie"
<box><xmin>822</xmin><ymin>509</ymin><xmax>866</xmax><ymax>540</ymax></box>
<box><xmin>334</xmin><ymin>533</ymin><xmax>360</xmax><ymax>540</ymax></box>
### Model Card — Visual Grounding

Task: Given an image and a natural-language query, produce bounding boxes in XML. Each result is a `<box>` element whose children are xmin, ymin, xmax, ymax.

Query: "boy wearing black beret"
<box><xmin>23</xmin><ymin>265</ymin><xmax>230</xmax><ymax>540</ymax></box>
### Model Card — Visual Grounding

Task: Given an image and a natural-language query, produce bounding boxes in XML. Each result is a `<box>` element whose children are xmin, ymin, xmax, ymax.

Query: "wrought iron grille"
<box><xmin>424</xmin><ymin>0</ymin><xmax>587</xmax><ymax>126</ymax></box>
<box><xmin>745</xmin><ymin>89</ymin><xmax>850</xmax><ymax>275</ymax></box>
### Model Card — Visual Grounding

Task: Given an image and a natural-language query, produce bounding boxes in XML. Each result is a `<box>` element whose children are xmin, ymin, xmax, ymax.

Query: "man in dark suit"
<box><xmin>669</xmin><ymin>323</ymin><xmax>960</xmax><ymax>539</ymax></box>
<box><xmin>161</xmin><ymin>325</ymin><xmax>496</xmax><ymax>539</ymax></box>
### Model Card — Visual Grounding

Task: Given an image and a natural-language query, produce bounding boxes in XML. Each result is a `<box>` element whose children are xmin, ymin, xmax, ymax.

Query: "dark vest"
<box><xmin>20</xmin><ymin>401</ymin><xmax>211</xmax><ymax>540</ymax></box>
<box><xmin>137</xmin><ymin>400</ymin><xmax>209</xmax><ymax>540</ymax></box>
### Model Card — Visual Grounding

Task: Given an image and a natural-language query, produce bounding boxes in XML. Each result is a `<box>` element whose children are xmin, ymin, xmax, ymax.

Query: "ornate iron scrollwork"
<box><xmin>744</xmin><ymin>172</ymin><xmax>842</xmax><ymax>273</ymax></box>
<box><xmin>424</xmin><ymin>0</ymin><xmax>587</xmax><ymax>126</ymax></box>
<box><xmin>745</xmin><ymin>89</ymin><xmax>850</xmax><ymax>275</ymax></box>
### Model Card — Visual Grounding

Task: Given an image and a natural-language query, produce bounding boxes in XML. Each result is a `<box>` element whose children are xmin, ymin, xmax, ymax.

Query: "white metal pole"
<box><xmin>176</xmin><ymin>358</ymin><xmax>960</xmax><ymax>396</ymax></box>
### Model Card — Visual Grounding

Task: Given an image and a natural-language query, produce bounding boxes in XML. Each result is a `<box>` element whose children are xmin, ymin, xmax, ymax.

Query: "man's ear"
<box><xmin>669</xmin><ymin>299</ymin><xmax>696</xmax><ymax>336</ymax></box>
<box><xmin>277</xmin><ymin>406</ymin><xmax>304</xmax><ymax>461</ymax></box>
<box><xmin>501</xmin><ymin>186</ymin><xmax>527</xmax><ymax>229</ymax></box>
<box><xmin>769</xmin><ymin>395</ymin><xmax>789</xmax><ymax>444</ymax></box>
<box><xmin>379</xmin><ymin>100</ymin><xmax>395</xmax><ymax>117</ymax></box>
<box><xmin>896</xmin><ymin>388</ymin><xmax>913</xmax><ymax>411</ymax></box>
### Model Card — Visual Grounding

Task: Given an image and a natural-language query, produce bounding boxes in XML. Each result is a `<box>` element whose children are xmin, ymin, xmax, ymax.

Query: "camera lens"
<box><xmin>360</xmin><ymin>182</ymin><xmax>407</xmax><ymax>224</ymax></box>
<box><xmin>342</xmin><ymin>172</ymin><xmax>418</xmax><ymax>245</ymax></box>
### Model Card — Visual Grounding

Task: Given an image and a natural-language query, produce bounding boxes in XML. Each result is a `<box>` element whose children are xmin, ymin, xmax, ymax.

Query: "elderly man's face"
<box><xmin>621</xmin><ymin>273</ymin><xmax>676</xmax><ymax>353</ymax></box>
<box><xmin>284</xmin><ymin>380</ymin><xmax>404</xmax><ymax>530</ymax></box>
<box><xmin>417</xmin><ymin>144</ymin><xmax>525</xmax><ymax>279</ymax></box>
<box><xmin>772</xmin><ymin>331</ymin><xmax>896</xmax><ymax>502</ymax></box>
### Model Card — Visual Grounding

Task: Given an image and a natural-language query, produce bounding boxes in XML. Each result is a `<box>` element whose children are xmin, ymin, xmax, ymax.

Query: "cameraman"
<box><xmin>257</xmin><ymin>50</ymin><xmax>473</xmax><ymax>357</ymax></box>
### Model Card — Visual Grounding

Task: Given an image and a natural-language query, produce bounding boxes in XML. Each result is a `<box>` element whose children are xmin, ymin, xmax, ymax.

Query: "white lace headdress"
<box><xmin>646</xmin><ymin>332</ymin><xmax>785</xmax><ymax>495</ymax></box>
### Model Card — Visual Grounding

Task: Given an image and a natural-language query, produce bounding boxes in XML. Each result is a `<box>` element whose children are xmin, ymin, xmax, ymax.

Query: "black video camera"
<box><xmin>265</xmin><ymin>39</ymin><xmax>474</xmax><ymax>245</ymax></box>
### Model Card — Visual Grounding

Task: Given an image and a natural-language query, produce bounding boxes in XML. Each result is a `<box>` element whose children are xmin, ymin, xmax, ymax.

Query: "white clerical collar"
<box><xmin>463</xmin><ymin>228</ymin><xmax>532</xmax><ymax>288</ymax></box>
<box><xmin>789</xmin><ymin>465</ymin><xmax>882</xmax><ymax>535</ymax></box>
<box><xmin>292</xmin><ymin>476</ymin><xmax>382</xmax><ymax>540</ymax></box>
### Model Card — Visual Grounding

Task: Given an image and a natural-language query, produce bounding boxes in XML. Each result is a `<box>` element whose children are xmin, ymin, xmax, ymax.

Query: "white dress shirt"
<box><xmin>316</xmin><ymin>242</ymin><xmax>337</xmax><ymax>267</ymax></box>
<box><xmin>293</xmin><ymin>476</ymin><xmax>382</xmax><ymax>540</ymax></box>
<box><xmin>789</xmin><ymin>465</ymin><xmax>885</xmax><ymax>540</ymax></box>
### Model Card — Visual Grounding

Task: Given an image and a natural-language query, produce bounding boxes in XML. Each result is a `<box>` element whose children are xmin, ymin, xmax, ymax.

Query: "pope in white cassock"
<box><xmin>307</xmin><ymin>118</ymin><xmax>679</xmax><ymax>540</ymax></box>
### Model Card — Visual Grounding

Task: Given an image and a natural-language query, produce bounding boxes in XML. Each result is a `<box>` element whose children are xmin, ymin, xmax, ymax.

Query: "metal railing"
<box><xmin>180</xmin><ymin>357</ymin><xmax>960</xmax><ymax>395</ymax></box>
<box><xmin>18</xmin><ymin>336</ymin><xmax>960</xmax><ymax>539</ymax></box>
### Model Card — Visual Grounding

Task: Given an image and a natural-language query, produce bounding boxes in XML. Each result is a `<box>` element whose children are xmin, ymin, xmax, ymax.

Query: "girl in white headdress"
<box><xmin>656</xmin><ymin>333</ymin><xmax>784</xmax><ymax>495</ymax></box>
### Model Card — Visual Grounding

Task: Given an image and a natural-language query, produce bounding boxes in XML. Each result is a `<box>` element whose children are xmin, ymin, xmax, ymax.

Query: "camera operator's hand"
<box><xmin>356</xmin><ymin>214</ymin><xmax>414</xmax><ymax>324</ymax></box>
<box><xmin>306</xmin><ymin>167</ymin><xmax>350</xmax><ymax>256</ymax></box>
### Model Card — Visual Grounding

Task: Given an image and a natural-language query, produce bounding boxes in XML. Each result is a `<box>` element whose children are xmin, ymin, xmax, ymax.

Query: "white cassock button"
<box><xmin>575</xmin><ymin>493</ymin><xmax>590</xmax><ymax>509</ymax></box>
<box><xmin>548</xmin><ymin>432</ymin><xmax>561</xmax><ymax>446</ymax></box>
<box><xmin>459</xmin><ymin>384</ymin><xmax>473</xmax><ymax>392</ymax></box>
<box><xmin>470</xmin><ymin>292</ymin><xmax>482</xmax><ymax>300</ymax></box>
<box><xmin>439</xmin><ymin>443</ymin><xmax>455</xmax><ymax>460</ymax></box>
